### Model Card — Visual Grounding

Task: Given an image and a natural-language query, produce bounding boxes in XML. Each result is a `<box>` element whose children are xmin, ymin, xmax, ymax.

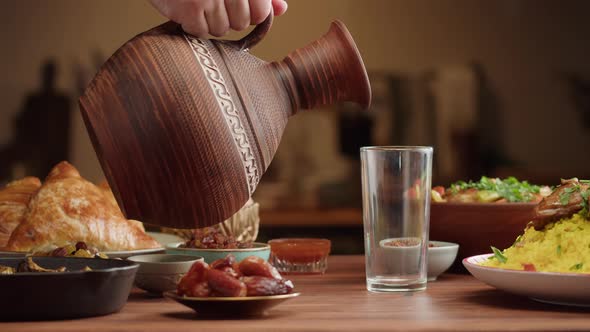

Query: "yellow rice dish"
<box><xmin>481</xmin><ymin>213</ymin><xmax>590</xmax><ymax>273</ymax></box>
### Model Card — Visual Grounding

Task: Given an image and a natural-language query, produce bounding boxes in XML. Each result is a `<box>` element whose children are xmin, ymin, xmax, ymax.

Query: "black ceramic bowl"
<box><xmin>0</xmin><ymin>257</ymin><xmax>138</xmax><ymax>320</ymax></box>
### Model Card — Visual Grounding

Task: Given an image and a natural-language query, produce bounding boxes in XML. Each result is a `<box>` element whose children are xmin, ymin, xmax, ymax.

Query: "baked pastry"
<box><xmin>97</xmin><ymin>180</ymin><xmax>119</xmax><ymax>210</ymax></box>
<box><xmin>97</xmin><ymin>179</ymin><xmax>145</xmax><ymax>231</ymax></box>
<box><xmin>6</xmin><ymin>162</ymin><xmax>160</xmax><ymax>252</ymax></box>
<box><xmin>0</xmin><ymin>177</ymin><xmax>41</xmax><ymax>248</ymax></box>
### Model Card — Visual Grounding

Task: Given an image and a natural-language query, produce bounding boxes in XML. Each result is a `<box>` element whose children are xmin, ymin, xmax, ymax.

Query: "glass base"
<box><xmin>366</xmin><ymin>277</ymin><xmax>427</xmax><ymax>292</ymax></box>
<box><xmin>270</xmin><ymin>256</ymin><xmax>328</xmax><ymax>274</ymax></box>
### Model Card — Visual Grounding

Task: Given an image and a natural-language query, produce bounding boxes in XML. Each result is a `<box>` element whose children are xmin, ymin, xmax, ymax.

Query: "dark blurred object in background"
<box><xmin>73</xmin><ymin>49</ymin><xmax>105</xmax><ymax>96</ymax></box>
<box><xmin>0</xmin><ymin>59</ymin><xmax>71</xmax><ymax>180</ymax></box>
<box><xmin>472</xmin><ymin>62</ymin><xmax>514</xmax><ymax>176</ymax></box>
<box><xmin>566</xmin><ymin>73</ymin><xmax>590</xmax><ymax>129</ymax></box>
<box><xmin>326</xmin><ymin>73</ymin><xmax>410</xmax><ymax>208</ymax></box>
<box><xmin>425</xmin><ymin>62</ymin><xmax>513</xmax><ymax>186</ymax></box>
<box><xmin>338</xmin><ymin>73</ymin><xmax>410</xmax><ymax>160</ymax></box>
<box><xmin>337</xmin><ymin>104</ymin><xmax>374</xmax><ymax>160</ymax></box>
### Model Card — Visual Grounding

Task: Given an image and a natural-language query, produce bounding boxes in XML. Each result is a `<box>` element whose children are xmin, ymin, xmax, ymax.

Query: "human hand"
<box><xmin>149</xmin><ymin>0</ymin><xmax>288</xmax><ymax>37</ymax></box>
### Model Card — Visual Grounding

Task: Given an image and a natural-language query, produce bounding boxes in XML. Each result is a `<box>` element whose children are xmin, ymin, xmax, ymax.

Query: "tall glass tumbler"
<box><xmin>361</xmin><ymin>146</ymin><xmax>433</xmax><ymax>292</ymax></box>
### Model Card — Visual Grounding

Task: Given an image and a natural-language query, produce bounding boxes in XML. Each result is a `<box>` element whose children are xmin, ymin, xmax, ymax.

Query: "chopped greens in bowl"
<box><xmin>432</xmin><ymin>176</ymin><xmax>551</xmax><ymax>203</ymax></box>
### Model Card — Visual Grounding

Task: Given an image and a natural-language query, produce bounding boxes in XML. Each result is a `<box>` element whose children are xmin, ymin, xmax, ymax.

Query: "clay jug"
<box><xmin>79</xmin><ymin>15</ymin><xmax>371</xmax><ymax>229</ymax></box>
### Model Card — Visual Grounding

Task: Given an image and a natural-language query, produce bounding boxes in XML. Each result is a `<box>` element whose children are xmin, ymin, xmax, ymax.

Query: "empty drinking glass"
<box><xmin>361</xmin><ymin>146</ymin><xmax>433</xmax><ymax>292</ymax></box>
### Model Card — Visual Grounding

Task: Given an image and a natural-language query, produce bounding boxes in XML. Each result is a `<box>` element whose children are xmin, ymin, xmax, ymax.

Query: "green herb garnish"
<box><xmin>570</xmin><ymin>263</ymin><xmax>584</xmax><ymax>270</ymax></box>
<box><xmin>559</xmin><ymin>193</ymin><xmax>571</xmax><ymax>205</ymax></box>
<box><xmin>556</xmin><ymin>245</ymin><xmax>562</xmax><ymax>256</ymax></box>
<box><xmin>580</xmin><ymin>189</ymin><xmax>590</xmax><ymax>218</ymax></box>
<box><xmin>559</xmin><ymin>186</ymin><xmax>580</xmax><ymax>205</ymax></box>
<box><xmin>449</xmin><ymin>176</ymin><xmax>543</xmax><ymax>203</ymax></box>
<box><xmin>491</xmin><ymin>246</ymin><xmax>507</xmax><ymax>263</ymax></box>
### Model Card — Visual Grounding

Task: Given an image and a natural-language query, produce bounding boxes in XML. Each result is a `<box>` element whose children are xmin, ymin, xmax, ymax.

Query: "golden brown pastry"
<box><xmin>97</xmin><ymin>179</ymin><xmax>145</xmax><ymax>231</ymax></box>
<box><xmin>0</xmin><ymin>177</ymin><xmax>41</xmax><ymax>248</ymax></box>
<box><xmin>6</xmin><ymin>162</ymin><xmax>160</xmax><ymax>252</ymax></box>
<box><xmin>97</xmin><ymin>180</ymin><xmax>118</xmax><ymax>209</ymax></box>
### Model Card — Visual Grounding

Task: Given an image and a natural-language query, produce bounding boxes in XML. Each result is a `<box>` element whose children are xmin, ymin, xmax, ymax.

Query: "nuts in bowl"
<box><xmin>166</xmin><ymin>228</ymin><xmax>270</xmax><ymax>263</ymax></box>
<box><xmin>179</xmin><ymin>227</ymin><xmax>253</xmax><ymax>249</ymax></box>
<box><xmin>36</xmin><ymin>241</ymin><xmax>108</xmax><ymax>259</ymax></box>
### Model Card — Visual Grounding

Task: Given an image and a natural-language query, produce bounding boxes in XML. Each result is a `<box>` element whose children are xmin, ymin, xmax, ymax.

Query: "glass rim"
<box><xmin>360</xmin><ymin>146</ymin><xmax>433</xmax><ymax>152</ymax></box>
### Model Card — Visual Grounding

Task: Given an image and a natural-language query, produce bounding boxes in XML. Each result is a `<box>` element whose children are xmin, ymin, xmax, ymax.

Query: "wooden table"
<box><xmin>3</xmin><ymin>256</ymin><xmax>590</xmax><ymax>331</ymax></box>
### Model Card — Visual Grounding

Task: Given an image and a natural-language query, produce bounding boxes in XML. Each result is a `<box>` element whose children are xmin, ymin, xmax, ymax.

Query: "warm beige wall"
<box><xmin>0</xmin><ymin>0</ymin><xmax>165</xmax><ymax>180</ymax></box>
<box><xmin>1</xmin><ymin>0</ymin><xmax>589</xmax><ymax>181</ymax></box>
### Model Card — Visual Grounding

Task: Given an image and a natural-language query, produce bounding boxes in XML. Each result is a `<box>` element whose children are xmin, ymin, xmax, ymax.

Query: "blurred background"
<box><xmin>1</xmin><ymin>0</ymin><xmax>589</xmax><ymax>252</ymax></box>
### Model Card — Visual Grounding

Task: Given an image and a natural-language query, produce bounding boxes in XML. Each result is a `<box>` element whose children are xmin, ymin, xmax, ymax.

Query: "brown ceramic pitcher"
<box><xmin>80</xmin><ymin>15</ymin><xmax>371</xmax><ymax>229</ymax></box>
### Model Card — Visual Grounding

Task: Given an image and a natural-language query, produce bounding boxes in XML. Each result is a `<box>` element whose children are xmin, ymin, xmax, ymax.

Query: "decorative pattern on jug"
<box><xmin>183</xmin><ymin>34</ymin><xmax>260</xmax><ymax>195</ymax></box>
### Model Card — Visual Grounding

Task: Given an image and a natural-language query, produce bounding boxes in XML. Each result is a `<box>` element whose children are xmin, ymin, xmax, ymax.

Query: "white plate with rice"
<box><xmin>464</xmin><ymin>254</ymin><xmax>590</xmax><ymax>307</ymax></box>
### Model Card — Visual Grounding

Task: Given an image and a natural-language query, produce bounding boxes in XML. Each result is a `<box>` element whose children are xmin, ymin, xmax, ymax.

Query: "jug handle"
<box><xmin>225</xmin><ymin>10</ymin><xmax>273</xmax><ymax>51</ymax></box>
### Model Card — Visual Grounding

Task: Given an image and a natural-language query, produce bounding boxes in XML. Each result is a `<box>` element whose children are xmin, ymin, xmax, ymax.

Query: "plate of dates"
<box><xmin>164</xmin><ymin>254</ymin><xmax>300</xmax><ymax>316</ymax></box>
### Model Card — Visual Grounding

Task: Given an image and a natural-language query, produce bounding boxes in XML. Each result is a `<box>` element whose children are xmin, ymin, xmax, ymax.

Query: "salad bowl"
<box><xmin>430</xmin><ymin>177</ymin><xmax>547</xmax><ymax>267</ymax></box>
<box><xmin>430</xmin><ymin>202</ymin><xmax>535</xmax><ymax>266</ymax></box>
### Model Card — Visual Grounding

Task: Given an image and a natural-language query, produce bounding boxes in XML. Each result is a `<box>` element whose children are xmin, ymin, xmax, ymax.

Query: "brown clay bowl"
<box><xmin>164</xmin><ymin>291</ymin><xmax>300</xmax><ymax>317</ymax></box>
<box><xmin>429</xmin><ymin>202</ymin><xmax>536</xmax><ymax>271</ymax></box>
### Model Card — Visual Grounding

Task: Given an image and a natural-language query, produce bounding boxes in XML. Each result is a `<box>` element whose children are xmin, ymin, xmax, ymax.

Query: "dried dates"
<box><xmin>177</xmin><ymin>254</ymin><xmax>294</xmax><ymax>297</ymax></box>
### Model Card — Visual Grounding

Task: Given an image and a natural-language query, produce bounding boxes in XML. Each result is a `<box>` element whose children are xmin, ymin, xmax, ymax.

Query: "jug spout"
<box><xmin>272</xmin><ymin>20</ymin><xmax>371</xmax><ymax>113</ymax></box>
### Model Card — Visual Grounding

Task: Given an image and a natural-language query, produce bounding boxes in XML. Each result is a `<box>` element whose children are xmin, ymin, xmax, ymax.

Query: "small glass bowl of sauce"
<box><xmin>268</xmin><ymin>238</ymin><xmax>331</xmax><ymax>274</ymax></box>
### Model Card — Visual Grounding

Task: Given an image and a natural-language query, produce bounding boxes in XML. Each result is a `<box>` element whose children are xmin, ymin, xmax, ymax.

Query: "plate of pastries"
<box><xmin>0</xmin><ymin>161</ymin><xmax>163</xmax><ymax>258</ymax></box>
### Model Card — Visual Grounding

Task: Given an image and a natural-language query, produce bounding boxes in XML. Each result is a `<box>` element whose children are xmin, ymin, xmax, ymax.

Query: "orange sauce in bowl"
<box><xmin>268</xmin><ymin>238</ymin><xmax>331</xmax><ymax>264</ymax></box>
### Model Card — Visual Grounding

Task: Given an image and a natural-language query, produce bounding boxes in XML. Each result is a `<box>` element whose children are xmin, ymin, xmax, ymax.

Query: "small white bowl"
<box><xmin>127</xmin><ymin>254</ymin><xmax>203</xmax><ymax>295</ymax></box>
<box><xmin>378</xmin><ymin>238</ymin><xmax>459</xmax><ymax>281</ymax></box>
<box><xmin>379</xmin><ymin>237</ymin><xmax>422</xmax><ymax>275</ymax></box>
<box><xmin>427</xmin><ymin>241</ymin><xmax>459</xmax><ymax>281</ymax></box>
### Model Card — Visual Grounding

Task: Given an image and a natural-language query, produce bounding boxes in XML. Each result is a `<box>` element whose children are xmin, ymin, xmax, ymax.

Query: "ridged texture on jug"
<box><xmin>79</xmin><ymin>20</ymin><xmax>370</xmax><ymax>230</ymax></box>
<box><xmin>272</xmin><ymin>20</ymin><xmax>371</xmax><ymax>112</ymax></box>
<box><xmin>80</xmin><ymin>22</ymin><xmax>266</xmax><ymax>229</ymax></box>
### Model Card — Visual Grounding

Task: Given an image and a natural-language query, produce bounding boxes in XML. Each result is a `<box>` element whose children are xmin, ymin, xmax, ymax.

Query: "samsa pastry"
<box><xmin>6</xmin><ymin>162</ymin><xmax>160</xmax><ymax>252</ymax></box>
<box><xmin>97</xmin><ymin>179</ymin><xmax>145</xmax><ymax>231</ymax></box>
<box><xmin>0</xmin><ymin>177</ymin><xmax>41</xmax><ymax>247</ymax></box>
<box><xmin>97</xmin><ymin>180</ymin><xmax>119</xmax><ymax>211</ymax></box>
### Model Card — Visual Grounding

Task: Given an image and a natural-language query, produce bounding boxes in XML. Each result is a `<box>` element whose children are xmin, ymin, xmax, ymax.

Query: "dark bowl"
<box><xmin>429</xmin><ymin>202</ymin><xmax>536</xmax><ymax>271</ymax></box>
<box><xmin>0</xmin><ymin>257</ymin><xmax>138</xmax><ymax>320</ymax></box>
